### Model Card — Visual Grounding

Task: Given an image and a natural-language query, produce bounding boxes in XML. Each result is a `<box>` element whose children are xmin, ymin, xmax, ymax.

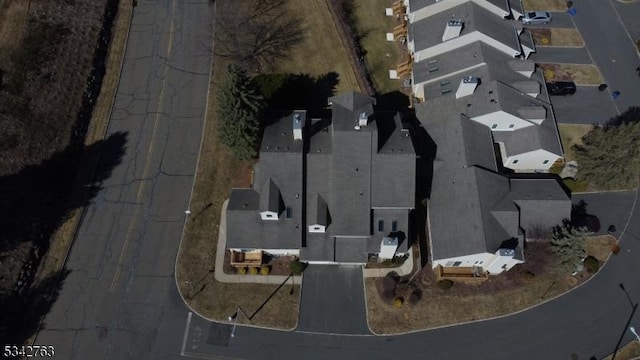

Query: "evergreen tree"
<box><xmin>216</xmin><ymin>64</ymin><xmax>265</xmax><ymax>160</ymax></box>
<box><xmin>573</xmin><ymin>110</ymin><xmax>640</xmax><ymax>190</ymax></box>
<box><xmin>550</xmin><ymin>222</ymin><xmax>588</xmax><ymax>271</ymax></box>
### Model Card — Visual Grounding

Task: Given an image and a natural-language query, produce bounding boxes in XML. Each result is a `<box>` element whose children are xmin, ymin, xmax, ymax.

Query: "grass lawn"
<box><xmin>540</xmin><ymin>63</ymin><xmax>604</xmax><ymax>86</ymax></box>
<box><xmin>366</xmin><ymin>237</ymin><xmax>614</xmax><ymax>334</ymax></box>
<box><xmin>531</xmin><ymin>28</ymin><xmax>584</xmax><ymax>47</ymax></box>
<box><xmin>604</xmin><ymin>340</ymin><xmax>640</xmax><ymax>360</ymax></box>
<box><xmin>175</xmin><ymin>0</ymin><xmax>362</xmax><ymax>329</ymax></box>
<box><xmin>522</xmin><ymin>0</ymin><xmax>568</xmax><ymax>11</ymax></box>
<box><xmin>353</xmin><ymin>0</ymin><xmax>403</xmax><ymax>94</ymax></box>
<box><xmin>271</xmin><ymin>0</ymin><xmax>360</xmax><ymax>94</ymax></box>
<box><xmin>558</xmin><ymin>124</ymin><xmax>592</xmax><ymax>162</ymax></box>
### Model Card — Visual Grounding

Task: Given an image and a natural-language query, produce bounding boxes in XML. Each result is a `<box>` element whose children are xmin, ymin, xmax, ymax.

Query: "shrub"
<box><xmin>611</xmin><ymin>244</ymin><xmax>621</xmax><ymax>255</ymax></box>
<box><xmin>583</xmin><ymin>256</ymin><xmax>600</xmax><ymax>273</ymax></box>
<box><xmin>249</xmin><ymin>267</ymin><xmax>259</xmax><ymax>275</ymax></box>
<box><xmin>522</xmin><ymin>270</ymin><xmax>536</xmax><ymax>283</ymax></box>
<box><xmin>237</xmin><ymin>267</ymin><xmax>247</xmax><ymax>275</ymax></box>
<box><xmin>437</xmin><ymin>279</ymin><xmax>454</xmax><ymax>290</ymax></box>
<box><xmin>289</xmin><ymin>259</ymin><xmax>308</xmax><ymax>275</ymax></box>
<box><xmin>408</xmin><ymin>290</ymin><xmax>422</xmax><ymax>305</ymax></box>
<box><xmin>392</xmin><ymin>297</ymin><xmax>404</xmax><ymax>307</ymax></box>
<box><xmin>260</xmin><ymin>265</ymin><xmax>271</xmax><ymax>275</ymax></box>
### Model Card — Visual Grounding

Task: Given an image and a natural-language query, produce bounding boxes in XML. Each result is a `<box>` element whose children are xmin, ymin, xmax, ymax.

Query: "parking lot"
<box><xmin>525</xmin><ymin>0</ymin><xmax>640</xmax><ymax>124</ymax></box>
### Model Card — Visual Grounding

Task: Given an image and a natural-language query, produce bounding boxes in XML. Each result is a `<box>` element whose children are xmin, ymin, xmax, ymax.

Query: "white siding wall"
<box><xmin>260</xmin><ymin>211</ymin><xmax>279</xmax><ymax>220</ymax></box>
<box><xmin>229</xmin><ymin>248</ymin><xmax>300</xmax><ymax>256</ymax></box>
<box><xmin>471</xmin><ymin>110</ymin><xmax>534</xmax><ymax>130</ymax></box>
<box><xmin>411</xmin><ymin>0</ymin><xmax>511</xmax><ymax>23</ymax></box>
<box><xmin>503</xmin><ymin>149</ymin><xmax>562</xmax><ymax>172</ymax></box>
<box><xmin>431</xmin><ymin>252</ymin><xmax>496</xmax><ymax>269</ymax></box>
<box><xmin>485</xmin><ymin>252</ymin><xmax>523</xmax><ymax>274</ymax></box>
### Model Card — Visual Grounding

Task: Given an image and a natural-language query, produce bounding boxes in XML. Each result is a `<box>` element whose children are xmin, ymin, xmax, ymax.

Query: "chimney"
<box><xmin>442</xmin><ymin>19</ymin><xmax>464</xmax><ymax>42</ymax></box>
<box><xmin>455</xmin><ymin>76</ymin><xmax>479</xmax><ymax>99</ymax></box>
<box><xmin>358</xmin><ymin>112</ymin><xmax>369</xmax><ymax>127</ymax></box>
<box><xmin>293</xmin><ymin>113</ymin><xmax>304</xmax><ymax>141</ymax></box>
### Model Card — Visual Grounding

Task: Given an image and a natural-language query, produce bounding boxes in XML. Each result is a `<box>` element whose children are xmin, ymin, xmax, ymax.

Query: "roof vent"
<box><xmin>359</xmin><ymin>112</ymin><xmax>369</xmax><ymax>126</ymax></box>
<box><xmin>455</xmin><ymin>76</ymin><xmax>479</xmax><ymax>99</ymax></box>
<box><xmin>442</xmin><ymin>19</ymin><xmax>464</xmax><ymax>42</ymax></box>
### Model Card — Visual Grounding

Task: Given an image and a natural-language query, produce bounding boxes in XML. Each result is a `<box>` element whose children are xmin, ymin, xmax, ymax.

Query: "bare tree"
<box><xmin>216</xmin><ymin>0</ymin><xmax>305</xmax><ymax>72</ymax></box>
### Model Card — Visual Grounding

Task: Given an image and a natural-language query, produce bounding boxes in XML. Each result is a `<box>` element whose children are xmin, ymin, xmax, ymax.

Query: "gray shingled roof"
<box><xmin>335</xmin><ymin>237</ymin><xmax>371</xmax><ymax>263</ymax></box>
<box><xmin>301</xmin><ymin>233</ymin><xmax>334</xmax><ymax>262</ymax></box>
<box><xmin>419</xmin><ymin>47</ymin><xmax>537</xmax><ymax>100</ymax></box>
<box><xmin>424</xmin><ymin>113</ymin><xmax>503</xmax><ymax>259</ymax></box>
<box><xmin>510</xmin><ymin>178</ymin><xmax>571</xmax><ymax>232</ymax></box>
<box><xmin>260</xmin><ymin>111</ymin><xmax>306</xmax><ymax>153</ymax></box>
<box><xmin>227</xmin><ymin>92</ymin><xmax>417</xmax><ymax>261</ymax></box>
<box><xmin>260</xmin><ymin>178</ymin><xmax>281</xmax><ymax>213</ymax></box>
<box><xmin>408</xmin><ymin>0</ymin><xmax>435</xmax><ymax>12</ymax></box>
<box><xmin>409</xmin><ymin>2</ymin><xmax>521</xmax><ymax>55</ymax></box>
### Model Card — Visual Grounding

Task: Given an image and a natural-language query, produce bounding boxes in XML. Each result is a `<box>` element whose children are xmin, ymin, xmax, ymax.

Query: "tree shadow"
<box><xmin>255</xmin><ymin>72</ymin><xmax>339</xmax><ymax>117</ymax></box>
<box><xmin>570</xmin><ymin>199</ymin><xmax>601</xmax><ymax>233</ymax></box>
<box><xmin>0</xmin><ymin>132</ymin><xmax>128</xmax><ymax>253</ymax></box>
<box><xmin>605</xmin><ymin>106</ymin><xmax>640</xmax><ymax>127</ymax></box>
<box><xmin>375</xmin><ymin>91</ymin><xmax>410</xmax><ymax>110</ymax></box>
<box><xmin>0</xmin><ymin>268</ymin><xmax>70</xmax><ymax>346</ymax></box>
<box><xmin>0</xmin><ymin>132</ymin><xmax>127</xmax><ymax>343</ymax></box>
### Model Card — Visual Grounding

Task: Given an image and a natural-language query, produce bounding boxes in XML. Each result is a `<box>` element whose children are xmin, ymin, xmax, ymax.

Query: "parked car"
<box><xmin>522</xmin><ymin>11</ymin><xmax>552</xmax><ymax>25</ymax></box>
<box><xmin>547</xmin><ymin>81</ymin><xmax>577</xmax><ymax>96</ymax></box>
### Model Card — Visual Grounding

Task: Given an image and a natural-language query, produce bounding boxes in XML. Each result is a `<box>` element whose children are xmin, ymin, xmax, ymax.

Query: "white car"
<box><xmin>522</xmin><ymin>11</ymin><xmax>552</xmax><ymax>25</ymax></box>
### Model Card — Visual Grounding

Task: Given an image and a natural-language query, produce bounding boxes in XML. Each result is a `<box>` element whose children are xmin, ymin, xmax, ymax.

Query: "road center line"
<box><xmin>110</xmin><ymin>0</ymin><xmax>177</xmax><ymax>292</ymax></box>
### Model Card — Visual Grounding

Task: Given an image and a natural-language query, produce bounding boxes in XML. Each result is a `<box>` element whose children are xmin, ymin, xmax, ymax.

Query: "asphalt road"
<box><xmin>571</xmin><ymin>0</ymin><xmax>640</xmax><ymax>114</ymax></box>
<box><xmin>183</xmin><ymin>190</ymin><xmax>640</xmax><ymax>360</ymax></box>
<box><xmin>34</xmin><ymin>1</ymin><xmax>214</xmax><ymax>359</ymax></box>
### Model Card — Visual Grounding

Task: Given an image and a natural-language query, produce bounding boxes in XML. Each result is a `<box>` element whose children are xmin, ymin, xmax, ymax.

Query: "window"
<box><xmin>392</xmin><ymin>220</ymin><xmax>398</xmax><ymax>232</ymax></box>
<box><xmin>266</xmin><ymin>214</ymin><xmax>273</xmax><ymax>218</ymax></box>
<box><xmin>286</xmin><ymin>207</ymin><xmax>292</xmax><ymax>219</ymax></box>
<box><xmin>314</xmin><ymin>226</ymin><xmax>320</xmax><ymax>230</ymax></box>
<box><xmin>491</xmin><ymin>124</ymin><xmax>498</xmax><ymax>129</ymax></box>
<box><xmin>508</xmin><ymin>124</ymin><xmax>515</xmax><ymax>128</ymax></box>
<box><xmin>452</xmin><ymin>261</ymin><xmax>462</xmax><ymax>267</ymax></box>
<box><xmin>440</xmin><ymin>81</ymin><xmax>451</xmax><ymax>94</ymax></box>
<box><xmin>543</xmin><ymin>159</ymin><xmax>549</xmax><ymax>164</ymax></box>
<box><xmin>378</xmin><ymin>220</ymin><xmax>384</xmax><ymax>232</ymax></box>
<box><xmin>428</xmin><ymin>59</ymin><xmax>439</xmax><ymax>72</ymax></box>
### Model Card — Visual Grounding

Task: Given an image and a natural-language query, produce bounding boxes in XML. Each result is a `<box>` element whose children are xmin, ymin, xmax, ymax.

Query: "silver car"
<box><xmin>522</xmin><ymin>11</ymin><xmax>552</xmax><ymax>25</ymax></box>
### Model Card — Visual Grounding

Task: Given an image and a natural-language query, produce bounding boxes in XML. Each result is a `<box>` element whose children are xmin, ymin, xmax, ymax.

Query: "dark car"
<box><xmin>547</xmin><ymin>81</ymin><xmax>577</xmax><ymax>96</ymax></box>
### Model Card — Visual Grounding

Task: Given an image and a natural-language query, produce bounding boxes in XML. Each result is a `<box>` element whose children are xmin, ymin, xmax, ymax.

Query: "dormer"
<box><xmin>455</xmin><ymin>76</ymin><xmax>479</xmax><ymax>99</ymax></box>
<box><xmin>442</xmin><ymin>19</ymin><xmax>464</xmax><ymax>42</ymax></box>
<box><xmin>259</xmin><ymin>179</ymin><xmax>282</xmax><ymax>220</ymax></box>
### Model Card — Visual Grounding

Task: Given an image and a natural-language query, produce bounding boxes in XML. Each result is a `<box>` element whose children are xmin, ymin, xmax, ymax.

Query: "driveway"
<box><xmin>550</xmin><ymin>86</ymin><xmax>618</xmax><ymax>124</ymax></box>
<box><xmin>296</xmin><ymin>264</ymin><xmax>370</xmax><ymax>335</ymax></box>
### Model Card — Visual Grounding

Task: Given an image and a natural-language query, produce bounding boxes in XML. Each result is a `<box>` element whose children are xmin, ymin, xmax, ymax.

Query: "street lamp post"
<box><xmin>631</xmin><ymin>327</ymin><xmax>640</xmax><ymax>342</ymax></box>
<box><xmin>228</xmin><ymin>306</ymin><xmax>250</xmax><ymax>339</ymax></box>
